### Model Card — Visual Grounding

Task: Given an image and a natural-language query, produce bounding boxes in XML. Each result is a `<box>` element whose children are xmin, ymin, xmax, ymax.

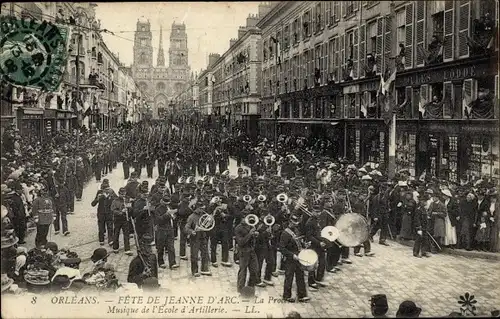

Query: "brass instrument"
<box><xmin>257</xmin><ymin>194</ymin><xmax>267</xmax><ymax>202</ymax></box>
<box><xmin>292</xmin><ymin>198</ymin><xmax>312</xmax><ymax>217</ymax></box>
<box><xmin>210</xmin><ymin>196</ymin><xmax>221</xmax><ymax>205</ymax></box>
<box><xmin>186</xmin><ymin>176</ymin><xmax>195</xmax><ymax>184</ymax></box>
<box><xmin>243</xmin><ymin>195</ymin><xmax>252</xmax><ymax>203</ymax></box>
<box><xmin>263</xmin><ymin>214</ymin><xmax>275</xmax><ymax>227</ymax></box>
<box><xmin>177</xmin><ymin>176</ymin><xmax>185</xmax><ymax>184</ymax></box>
<box><xmin>194</xmin><ymin>212</ymin><xmax>215</xmax><ymax>232</ymax></box>
<box><xmin>244</xmin><ymin>213</ymin><xmax>259</xmax><ymax>227</ymax></box>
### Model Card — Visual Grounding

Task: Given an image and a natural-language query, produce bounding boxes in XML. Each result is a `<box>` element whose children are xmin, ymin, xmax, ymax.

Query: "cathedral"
<box><xmin>132</xmin><ymin>18</ymin><xmax>191</xmax><ymax>118</ymax></box>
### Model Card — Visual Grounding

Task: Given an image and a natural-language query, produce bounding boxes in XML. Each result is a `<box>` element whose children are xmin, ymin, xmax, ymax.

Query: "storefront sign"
<box><xmin>0</xmin><ymin>16</ymin><xmax>69</xmax><ymax>91</ymax></box>
<box><xmin>43</xmin><ymin>109</ymin><xmax>56</xmax><ymax>119</ymax></box>
<box><xmin>360</xmin><ymin>81</ymin><xmax>379</xmax><ymax>92</ymax></box>
<box><xmin>22</xmin><ymin>114</ymin><xmax>42</xmax><ymax>120</ymax></box>
<box><xmin>462</xmin><ymin>124</ymin><xmax>499</xmax><ymax>133</ymax></box>
<box><xmin>396</xmin><ymin>63</ymin><xmax>491</xmax><ymax>87</ymax></box>
<box><xmin>343</xmin><ymin>84</ymin><xmax>360</xmax><ymax>94</ymax></box>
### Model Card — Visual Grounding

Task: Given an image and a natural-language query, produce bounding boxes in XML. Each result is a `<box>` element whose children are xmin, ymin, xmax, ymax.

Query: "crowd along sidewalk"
<box><xmin>391</xmin><ymin>238</ymin><xmax>500</xmax><ymax>261</ymax></box>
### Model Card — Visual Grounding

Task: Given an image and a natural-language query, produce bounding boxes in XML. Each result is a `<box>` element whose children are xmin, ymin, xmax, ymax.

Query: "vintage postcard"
<box><xmin>1</xmin><ymin>1</ymin><xmax>499</xmax><ymax>318</ymax></box>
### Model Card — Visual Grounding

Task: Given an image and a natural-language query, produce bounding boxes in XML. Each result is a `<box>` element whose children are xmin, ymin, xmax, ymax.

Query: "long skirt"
<box><xmin>444</xmin><ymin>215</ymin><xmax>457</xmax><ymax>246</ymax></box>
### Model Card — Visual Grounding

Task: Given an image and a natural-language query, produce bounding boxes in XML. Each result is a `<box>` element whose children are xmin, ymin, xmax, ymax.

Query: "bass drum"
<box><xmin>298</xmin><ymin>249</ymin><xmax>318</xmax><ymax>272</ymax></box>
<box><xmin>335</xmin><ymin>213</ymin><xmax>369</xmax><ymax>247</ymax></box>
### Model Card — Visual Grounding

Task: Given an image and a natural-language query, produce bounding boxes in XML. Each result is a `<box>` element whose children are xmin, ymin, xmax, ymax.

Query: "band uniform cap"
<box><xmin>140</xmin><ymin>185</ymin><xmax>149</xmax><ymax>194</ymax></box>
<box><xmin>90</xmin><ymin>248</ymin><xmax>109</xmax><ymax>263</ymax></box>
<box><xmin>141</xmin><ymin>181</ymin><xmax>149</xmax><ymax>186</ymax></box>
<box><xmin>396</xmin><ymin>300</ymin><xmax>421</xmax><ymax>318</ymax></box>
<box><xmin>361</xmin><ymin>175</ymin><xmax>373</xmax><ymax>181</ymax></box>
<box><xmin>130</xmin><ymin>171</ymin><xmax>138</xmax><ymax>178</ymax></box>
<box><xmin>118</xmin><ymin>187</ymin><xmax>126</xmax><ymax>194</ymax></box>
<box><xmin>237</xmin><ymin>168</ymin><xmax>244</xmax><ymax>173</ymax></box>
<box><xmin>371</xmin><ymin>294</ymin><xmax>389</xmax><ymax>309</ymax></box>
<box><xmin>140</xmin><ymin>234</ymin><xmax>154</xmax><ymax>245</ymax></box>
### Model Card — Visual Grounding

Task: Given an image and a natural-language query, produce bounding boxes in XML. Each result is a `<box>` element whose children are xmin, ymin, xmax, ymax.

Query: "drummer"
<box><xmin>305</xmin><ymin>204</ymin><xmax>328</xmax><ymax>290</ymax></box>
<box><xmin>279</xmin><ymin>213</ymin><xmax>310</xmax><ymax>303</ymax></box>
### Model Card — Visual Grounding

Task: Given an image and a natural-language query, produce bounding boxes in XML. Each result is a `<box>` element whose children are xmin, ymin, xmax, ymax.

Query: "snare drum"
<box><xmin>298</xmin><ymin>249</ymin><xmax>318</xmax><ymax>272</ymax></box>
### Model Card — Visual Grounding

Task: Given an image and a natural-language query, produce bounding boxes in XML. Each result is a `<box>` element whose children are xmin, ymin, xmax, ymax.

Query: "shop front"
<box><xmin>345</xmin><ymin>120</ymin><xmax>388</xmax><ymax>167</ymax></box>
<box><xmin>56</xmin><ymin>109</ymin><xmax>73</xmax><ymax>131</ymax></box>
<box><xmin>18</xmin><ymin>107</ymin><xmax>44</xmax><ymax>139</ymax></box>
<box><xmin>395</xmin><ymin>120</ymin><xmax>499</xmax><ymax>182</ymax></box>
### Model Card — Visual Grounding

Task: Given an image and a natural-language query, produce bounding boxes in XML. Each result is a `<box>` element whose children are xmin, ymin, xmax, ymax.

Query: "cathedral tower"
<box><xmin>169</xmin><ymin>22</ymin><xmax>188</xmax><ymax>68</ymax></box>
<box><xmin>133</xmin><ymin>18</ymin><xmax>153</xmax><ymax>66</ymax></box>
<box><xmin>157</xmin><ymin>25</ymin><xmax>165</xmax><ymax>67</ymax></box>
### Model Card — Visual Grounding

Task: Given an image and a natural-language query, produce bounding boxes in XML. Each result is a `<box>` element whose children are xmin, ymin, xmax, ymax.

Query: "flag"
<box><xmin>382</xmin><ymin>69</ymin><xmax>396</xmax><ymax>95</ymax></box>
<box><xmin>418</xmin><ymin>97</ymin><xmax>427</xmax><ymax>116</ymax></box>
<box><xmin>462</xmin><ymin>94</ymin><xmax>472</xmax><ymax>117</ymax></box>
<box><xmin>274</xmin><ymin>99</ymin><xmax>281</xmax><ymax>118</ymax></box>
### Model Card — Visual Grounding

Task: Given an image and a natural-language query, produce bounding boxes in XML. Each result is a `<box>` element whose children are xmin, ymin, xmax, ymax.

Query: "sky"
<box><xmin>95</xmin><ymin>2</ymin><xmax>260</xmax><ymax>75</ymax></box>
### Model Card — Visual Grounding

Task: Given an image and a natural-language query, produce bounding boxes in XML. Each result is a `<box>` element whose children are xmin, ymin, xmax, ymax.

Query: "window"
<box><xmin>263</xmin><ymin>40</ymin><xmax>267</xmax><ymax>61</ymax></box>
<box><xmin>303</xmin><ymin>10</ymin><xmax>311</xmax><ymax>38</ymax></box>
<box><xmin>269</xmin><ymin>37</ymin><xmax>274</xmax><ymax>58</ymax></box>
<box><xmin>315</xmin><ymin>3</ymin><xmax>322</xmax><ymax>33</ymax></box>
<box><xmin>346</xmin><ymin>1</ymin><xmax>355</xmax><ymax>16</ymax></box>
<box><xmin>431</xmin><ymin>11</ymin><xmax>444</xmax><ymax>37</ymax></box>
<box><xmin>368</xmin><ymin>21</ymin><xmax>377</xmax><ymax>55</ymax></box>
<box><xmin>396</xmin><ymin>9</ymin><xmax>405</xmax><ymax>46</ymax></box>
<box><xmin>284</xmin><ymin>25</ymin><xmax>290</xmax><ymax>49</ymax></box>
<box><xmin>292</xmin><ymin>19</ymin><xmax>299</xmax><ymax>44</ymax></box>
<box><xmin>347</xmin><ymin>31</ymin><xmax>354</xmax><ymax>59</ymax></box>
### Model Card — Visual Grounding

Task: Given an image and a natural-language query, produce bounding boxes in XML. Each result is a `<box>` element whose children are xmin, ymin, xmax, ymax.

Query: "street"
<box><xmin>23</xmin><ymin>160</ymin><xmax>500</xmax><ymax>318</ymax></box>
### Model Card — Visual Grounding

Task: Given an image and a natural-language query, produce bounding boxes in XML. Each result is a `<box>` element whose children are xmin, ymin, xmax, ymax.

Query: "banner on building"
<box><xmin>0</xmin><ymin>16</ymin><xmax>69</xmax><ymax>92</ymax></box>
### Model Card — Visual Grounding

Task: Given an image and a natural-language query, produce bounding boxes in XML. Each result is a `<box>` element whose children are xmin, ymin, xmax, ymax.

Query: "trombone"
<box><xmin>276</xmin><ymin>193</ymin><xmax>312</xmax><ymax>217</ymax></box>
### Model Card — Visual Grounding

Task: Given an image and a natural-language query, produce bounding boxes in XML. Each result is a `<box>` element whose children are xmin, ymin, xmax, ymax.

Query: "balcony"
<box><xmin>467</xmin><ymin>14</ymin><xmax>496</xmax><ymax>57</ymax></box>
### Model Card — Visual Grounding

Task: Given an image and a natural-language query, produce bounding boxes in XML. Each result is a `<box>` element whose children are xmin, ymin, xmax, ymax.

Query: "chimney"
<box><xmin>238</xmin><ymin>26</ymin><xmax>247</xmax><ymax>39</ymax></box>
<box><xmin>258</xmin><ymin>2</ymin><xmax>272</xmax><ymax>18</ymax></box>
<box><xmin>230</xmin><ymin>38</ymin><xmax>237</xmax><ymax>47</ymax></box>
<box><xmin>246</xmin><ymin>13</ymin><xmax>259</xmax><ymax>28</ymax></box>
<box><xmin>208</xmin><ymin>53</ymin><xmax>220</xmax><ymax>67</ymax></box>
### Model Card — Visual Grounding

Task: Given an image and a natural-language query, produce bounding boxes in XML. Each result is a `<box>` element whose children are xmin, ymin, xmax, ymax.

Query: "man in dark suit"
<box><xmin>91</xmin><ymin>179</ymin><xmax>116</xmax><ymax>246</ymax></box>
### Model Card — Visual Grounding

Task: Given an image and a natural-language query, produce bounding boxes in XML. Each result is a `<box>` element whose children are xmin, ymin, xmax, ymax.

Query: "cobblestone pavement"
<box><xmin>24</xmin><ymin>160</ymin><xmax>500</xmax><ymax>318</ymax></box>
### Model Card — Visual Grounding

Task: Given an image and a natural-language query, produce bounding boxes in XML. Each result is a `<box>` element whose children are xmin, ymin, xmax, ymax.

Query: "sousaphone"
<box><xmin>334</xmin><ymin>213</ymin><xmax>369</xmax><ymax>247</ymax></box>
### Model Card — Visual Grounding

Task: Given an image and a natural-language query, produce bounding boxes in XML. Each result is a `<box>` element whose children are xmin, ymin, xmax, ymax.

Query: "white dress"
<box><xmin>444</xmin><ymin>200</ymin><xmax>457</xmax><ymax>246</ymax></box>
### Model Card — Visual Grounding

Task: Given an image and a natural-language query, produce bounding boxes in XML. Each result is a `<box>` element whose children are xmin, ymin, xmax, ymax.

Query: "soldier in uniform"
<box><xmin>184</xmin><ymin>202</ymin><xmax>211</xmax><ymax>277</ymax></box>
<box><xmin>111</xmin><ymin>187</ymin><xmax>132</xmax><ymax>255</ymax></box>
<box><xmin>177</xmin><ymin>190</ymin><xmax>193</xmax><ymax>260</ymax></box>
<box><xmin>131</xmin><ymin>184</ymin><xmax>153</xmax><ymax>243</ymax></box>
<box><xmin>157</xmin><ymin>149</ymin><xmax>167</xmax><ymax>178</ymax></box>
<box><xmin>155</xmin><ymin>195</ymin><xmax>179</xmax><ymax>270</ymax></box>
<box><xmin>91</xmin><ymin>179</ymin><xmax>116</xmax><ymax>246</ymax></box>
<box><xmin>122</xmin><ymin>150</ymin><xmax>132</xmax><ymax>180</ymax></box>
<box><xmin>53</xmin><ymin>178</ymin><xmax>70</xmax><ymax>236</ymax></box>
<box><xmin>32</xmin><ymin>187</ymin><xmax>55</xmax><ymax>248</ymax></box>
<box><xmin>145</xmin><ymin>152</ymin><xmax>155</xmax><ymax>179</ymax></box>
<box><xmin>305</xmin><ymin>204</ymin><xmax>328</xmax><ymax>290</ymax></box>
<box><xmin>75</xmin><ymin>156</ymin><xmax>85</xmax><ymax>201</ymax></box>
<box><xmin>279</xmin><ymin>213</ymin><xmax>310</xmax><ymax>303</ymax></box>
<box><xmin>234</xmin><ymin>210</ymin><xmax>259</xmax><ymax>293</ymax></box>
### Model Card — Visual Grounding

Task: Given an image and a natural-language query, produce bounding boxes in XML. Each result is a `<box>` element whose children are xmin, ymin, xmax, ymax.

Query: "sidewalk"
<box><xmin>391</xmin><ymin>238</ymin><xmax>500</xmax><ymax>261</ymax></box>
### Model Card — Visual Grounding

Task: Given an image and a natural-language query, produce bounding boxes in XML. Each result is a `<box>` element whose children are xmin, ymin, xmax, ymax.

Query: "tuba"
<box><xmin>244</xmin><ymin>214</ymin><xmax>259</xmax><ymax>227</ymax></box>
<box><xmin>257</xmin><ymin>194</ymin><xmax>267</xmax><ymax>202</ymax></box>
<box><xmin>243</xmin><ymin>194</ymin><xmax>252</xmax><ymax>203</ymax></box>
<box><xmin>263</xmin><ymin>214</ymin><xmax>275</xmax><ymax>227</ymax></box>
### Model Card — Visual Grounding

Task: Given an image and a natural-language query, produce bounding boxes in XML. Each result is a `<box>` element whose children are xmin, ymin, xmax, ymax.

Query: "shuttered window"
<box><xmin>443</xmin><ymin>1</ymin><xmax>454</xmax><ymax>61</ymax></box>
<box><xmin>443</xmin><ymin>81</ymin><xmax>453</xmax><ymax>118</ymax></box>
<box><xmin>462</xmin><ymin>79</ymin><xmax>476</xmax><ymax>118</ymax></box>
<box><xmin>384</xmin><ymin>16</ymin><xmax>392</xmax><ymax>72</ymax></box>
<box><xmin>415</xmin><ymin>1</ymin><xmax>426</xmax><ymax>67</ymax></box>
<box><xmin>322</xmin><ymin>42</ymin><xmax>328</xmax><ymax>84</ymax></box>
<box><xmin>340</xmin><ymin>34</ymin><xmax>345</xmax><ymax>81</ymax></box>
<box><xmin>334</xmin><ymin>2</ymin><xmax>340</xmax><ymax>22</ymax></box>
<box><xmin>359</xmin><ymin>24</ymin><xmax>366</xmax><ymax>78</ymax></box>
<box><xmin>326</xmin><ymin>2</ymin><xmax>332</xmax><ymax>26</ymax></box>
<box><xmin>376</xmin><ymin>18</ymin><xmax>383</xmax><ymax>74</ymax></box>
<box><xmin>353</xmin><ymin>28</ymin><xmax>359</xmax><ymax>79</ymax></box>
<box><xmin>328</xmin><ymin>38</ymin><xmax>335</xmax><ymax>80</ymax></box>
<box><xmin>495</xmin><ymin>75</ymin><xmax>499</xmax><ymax>118</ymax></box>
<box><xmin>333</xmin><ymin>36</ymin><xmax>339</xmax><ymax>81</ymax></box>
<box><xmin>458</xmin><ymin>1</ymin><xmax>471</xmax><ymax>58</ymax></box>
<box><xmin>405</xmin><ymin>3</ymin><xmax>414</xmax><ymax>69</ymax></box>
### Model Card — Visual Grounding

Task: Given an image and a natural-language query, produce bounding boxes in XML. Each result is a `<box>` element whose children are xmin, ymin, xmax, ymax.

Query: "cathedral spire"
<box><xmin>157</xmin><ymin>25</ymin><xmax>165</xmax><ymax>67</ymax></box>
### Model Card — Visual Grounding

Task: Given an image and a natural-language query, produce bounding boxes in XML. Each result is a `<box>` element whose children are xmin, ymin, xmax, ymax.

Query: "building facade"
<box><xmin>0</xmin><ymin>2</ymin><xmax>144</xmax><ymax>138</ymax></box>
<box><xmin>257</xmin><ymin>0</ymin><xmax>499</xmax><ymax>181</ymax></box>
<box><xmin>131</xmin><ymin>20</ymin><xmax>191</xmax><ymax>118</ymax></box>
